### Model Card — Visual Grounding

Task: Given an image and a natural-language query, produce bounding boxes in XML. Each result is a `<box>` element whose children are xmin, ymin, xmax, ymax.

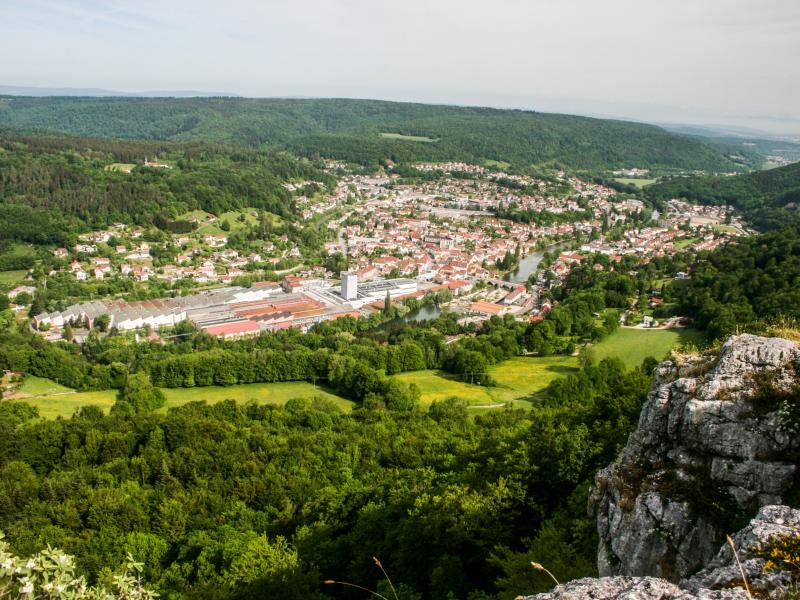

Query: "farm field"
<box><xmin>379</xmin><ymin>132</ymin><xmax>439</xmax><ymax>143</ymax></box>
<box><xmin>592</xmin><ymin>327</ymin><xmax>706</xmax><ymax>369</ymax></box>
<box><xmin>10</xmin><ymin>380</ymin><xmax>353</xmax><ymax>419</ymax></box>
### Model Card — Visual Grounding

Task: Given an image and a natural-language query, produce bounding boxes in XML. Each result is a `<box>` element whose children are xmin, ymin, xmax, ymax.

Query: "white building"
<box><xmin>341</xmin><ymin>271</ymin><xmax>358</xmax><ymax>300</ymax></box>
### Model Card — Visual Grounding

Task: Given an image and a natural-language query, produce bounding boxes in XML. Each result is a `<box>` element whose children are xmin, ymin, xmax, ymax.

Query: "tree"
<box><xmin>384</xmin><ymin>291</ymin><xmax>392</xmax><ymax>315</ymax></box>
<box><xmin>116</xmin><ymin>373</ymin><xmax>165</xmax><ymax>413</ymax></box>
<box><xmin>323</xmin><ymin>252</ymin><xmax>348</xmax><ymax>273</ymax></box>
<box><xmin>578</xmin><ymin>345</ymin><xmax>596</xmax><ymax>368</ymax></box>
<box><xmin>94</xmin><ymin>314</ymin><xmax>110</xmax><ymax>332</ymax></box>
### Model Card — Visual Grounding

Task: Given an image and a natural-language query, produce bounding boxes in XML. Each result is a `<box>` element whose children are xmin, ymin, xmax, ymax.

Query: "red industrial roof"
<box><xmin>203</xmin><ymin>320</ymin><xmax>261</xmax><ymax>337</ymax></box>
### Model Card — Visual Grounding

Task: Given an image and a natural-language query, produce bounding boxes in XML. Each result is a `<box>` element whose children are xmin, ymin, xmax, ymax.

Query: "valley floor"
<box><xmin>8</xmin><ymin>328</ymin><xmax>705</xmax><ymax>419</ymax></box>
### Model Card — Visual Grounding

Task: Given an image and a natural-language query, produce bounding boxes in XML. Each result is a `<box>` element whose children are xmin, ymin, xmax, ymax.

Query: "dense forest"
<box><xmin>646</xmin><ymin>161</ymin><xmax>800</xmax><ymax>230</ymax></box>
<box><xmin>0</xmin><ymin>354</ymin><xmax>652</xmax><ymax>600</ymax></box>
<box><xmin>0</xmin><ymin>96</ymin><xmax>747</xmax><ymax>171</ymax></box>
<box><xmin>0</xmin><ymin>133</ymin><xmax>333</xmax><ymax>245</ymax></box>
<box><xmin>670</xmin><ymin>225</ymin><xmax>800</xmax><ymax>339</ymax></box>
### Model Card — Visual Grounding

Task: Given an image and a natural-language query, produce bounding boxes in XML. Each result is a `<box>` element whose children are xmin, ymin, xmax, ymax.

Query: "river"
<box><xmin>399</xmin><ymin>303</ymin><xmax>442</xmax><ymax>323</ymax></box>
<box><xmin>508</xmin><ymin>243</ymin><xmax>564</xmax><ymax>283</ymax></box>
<box><xmin>385</xmin><ymin>303</ymin><xmax>442</xmax><ymax>327</ymax></box>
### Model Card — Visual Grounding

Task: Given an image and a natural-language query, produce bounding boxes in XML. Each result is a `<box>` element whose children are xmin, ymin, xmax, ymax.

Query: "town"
<box><xmin>12</xmin><ymin>160</ymin><xmax>749</xmax><ymax>342</ymax></box>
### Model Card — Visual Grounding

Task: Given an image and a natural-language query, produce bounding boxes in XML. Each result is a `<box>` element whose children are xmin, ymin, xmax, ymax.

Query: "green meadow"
<box><xmin>105</xmin><ymin>163</ymin><xmax>135</xmax><ymax>173</ymax></box>
<box><xmin>394</xmin><ymin>327</ymin><xmax>703</xmax><ymax>407</ymax></box>
<box><xmin>159</xmin><ymin>382</ymin><xmax>352</xmax><ymax>411</ymax></box>
<box><xmin>614</xmin><ymin>177</ymin><xmax>658</xmax><ymax>188</ymax></box>
<box><xmin>393</xmin><ymin>355</ymin><xmax>579</xmax><ymax>408</ymax></box>
<box><xmin>12</xmin><ymin>380</ymin><xmax>353</xmax><ymax>419</ymax></box>
<box><xmin>380</xmin><ymin>132</ymin><xmax>439</xmax><ymax>143</ymax></box>
<box><xmin>484</xmin><ymin>159</ymin><xmax>511</xmax><ymax>170</ymax></box>
<box><xmin>10</xmin><ymin>328</ymin><xmax>702</xmax><ymax>418</ymax></box>
<box><xmin>0</xmin><ymin>270</ymin><xmax>28</xmax><ymax>286</ymax></box>
<box><xmin>592</xmin><ymin>326</ymin><xmax>706</xmax><ymax>369</ymax></box>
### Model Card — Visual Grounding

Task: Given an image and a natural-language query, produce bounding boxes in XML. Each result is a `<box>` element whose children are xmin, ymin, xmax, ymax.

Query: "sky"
<box><xmin>1</xmin><ymin>0</ymin><xmax>799</xmax><ymax>134</ymax></box>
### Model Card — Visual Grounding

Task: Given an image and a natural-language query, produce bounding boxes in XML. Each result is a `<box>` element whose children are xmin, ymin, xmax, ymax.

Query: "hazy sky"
<box><xmin>2</xmin><ymin>0</ymin><xmax>799</xmax><ymax>133</ymax></box>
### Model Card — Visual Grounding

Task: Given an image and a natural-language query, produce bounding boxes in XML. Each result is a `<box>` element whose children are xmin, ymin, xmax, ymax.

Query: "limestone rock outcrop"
<box><xmin>590</xmin><ymin>334</ymin><xmax>800</xmax><ymax>581</ymax></box>
<box><xmin>522</xmin><ymin>576</ymin><xmax>748</xmax><ymax>600</ymax></box>
<box><xmin>521</xmin><ymin>505</ymin><xmax>800</xmax><ymax>600</ymax></box>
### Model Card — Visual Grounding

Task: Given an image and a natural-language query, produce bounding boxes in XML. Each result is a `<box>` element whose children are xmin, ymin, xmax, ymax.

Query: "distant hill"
<box><xmin>0</xmin><ymin>85</ymin><xmax>238</xmax><ymax>98</ymax></box>
<box><xmin>646</xmin><ymin>160</ymin><xmax>800</xmax><ymax>230</ymax></box>
<box><xmin>0</xmin><ymin>96</ymin><xmax>748</xmax><ymax>172</ymax></box>
<box><xmin>661</xmin><ymin>124</ymin><xmax>800</xmax><ymax>165</ymax></box>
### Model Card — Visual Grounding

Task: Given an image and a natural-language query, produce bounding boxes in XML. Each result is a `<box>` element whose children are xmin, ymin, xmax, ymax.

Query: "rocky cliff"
<box><xmin>590</xmin><ymin>334</ymin><xmax>800</xmax><ymax>581</ymax></box>
<box><xmin>523</xmin><ymin>504</ymin><xmax>800</xmax><ymax>599</ymax></box>
<box><xmin>519</xmin><ymin>334</ymin><xmax>800</xmax><ymax>600</ymax></box>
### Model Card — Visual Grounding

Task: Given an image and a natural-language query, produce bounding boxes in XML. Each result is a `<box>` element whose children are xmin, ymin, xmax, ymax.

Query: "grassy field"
<box><xmin>11</xmin><ymin>328</ymin><xmax>702</xmax><ymax>419</ymax></box>
<box><xmin>380</xmin><ymin>132</ymin><xmax>439</xmax><ymax>143</ymax></box>
<box><xmin>17</xmin><ymin>376</ymin><xmax>73</xmax><ymax>396</ymax></box>
<box><xmin>196</xmin><ymin>209</ymin><xmax>278</xmax><ymax>235</ymax></box>
<box><xmin>675</xmin><ymin>236</ymin><xmax>701</xmax><ymax>250</ymax></box>
<box><xmin>10</xmin><ymin>380</ymin><xmax>353</xmax><ymax>419</ymax></box>
<box><xmin>614</xmin><ymin>177</ymin><xmax>658</xmax><ymax>188</ymax></box>
<box><xmin>393</xmin><ymin>355</ymin><xmax>579</xmax><ymax>408</ymax></box>
<box><xmin>592</xmin><ymin>327</ymin><xmax>706</xmax><ymax>369</ymax></box>
<box><xmin>0</xmin><ymin>270</ymin><xmax>28</xmax><ymax>286</ymax></box>
<box><xmin>484</xmin><ymin>159</ymin><xmax>511</xmax><ymax>170</ymax></box>
<box><xmin>16</xmin><ymin>390</ymin><xmax>119</xmax><ymax>419</ymax></box>
<box><xmin>159</xmin><ymin>382</ymin><xmax>353</xmax><ymax>411</ymax></box>
<box><xmin>394</xmin><ymin>329</ymin><xmax>703</xmax><ymax>407</ymax></box>
<box><xmin>105</xmin><ymin>163</ymin><xmax>135</xmax><ymax>173</ymax></box>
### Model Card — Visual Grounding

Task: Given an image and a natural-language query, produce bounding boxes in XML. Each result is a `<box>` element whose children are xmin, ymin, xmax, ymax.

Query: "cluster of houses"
<box><xmin>29</xmin><ymin>160</ymin><xmax>752</xmax><ymax>342</ymax></box>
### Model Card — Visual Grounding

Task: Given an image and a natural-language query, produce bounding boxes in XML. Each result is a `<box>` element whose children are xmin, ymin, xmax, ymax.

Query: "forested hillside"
<box><xmin>0</xmin><ymin>133</ymin><xmax>332</xmax><ymax>245</ymax></box>
<box><xmin>646</xmin><ymin>161</ymin><xmax>800</xmax><ymax>230</ymax></box>
<box><xmin>0</xmin><ymin>356</ymin><xmax>652</xmax><ymax>600</ymax></box>
<box><xmin>672</xmin><ymin>225</ymin><xmax>800</xmax><ymax>338</ymax></box>
<box><xmin>0</xmin><ymin>96</ymin><xmax>743</xmax><ymax>171</ymax></box>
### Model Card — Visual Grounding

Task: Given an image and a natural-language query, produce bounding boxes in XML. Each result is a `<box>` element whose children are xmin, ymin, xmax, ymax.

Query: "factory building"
<box><xmin>34</xmin><ymin>276</ymin><xmax>420</xmax><ymax>341</ymax></box>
